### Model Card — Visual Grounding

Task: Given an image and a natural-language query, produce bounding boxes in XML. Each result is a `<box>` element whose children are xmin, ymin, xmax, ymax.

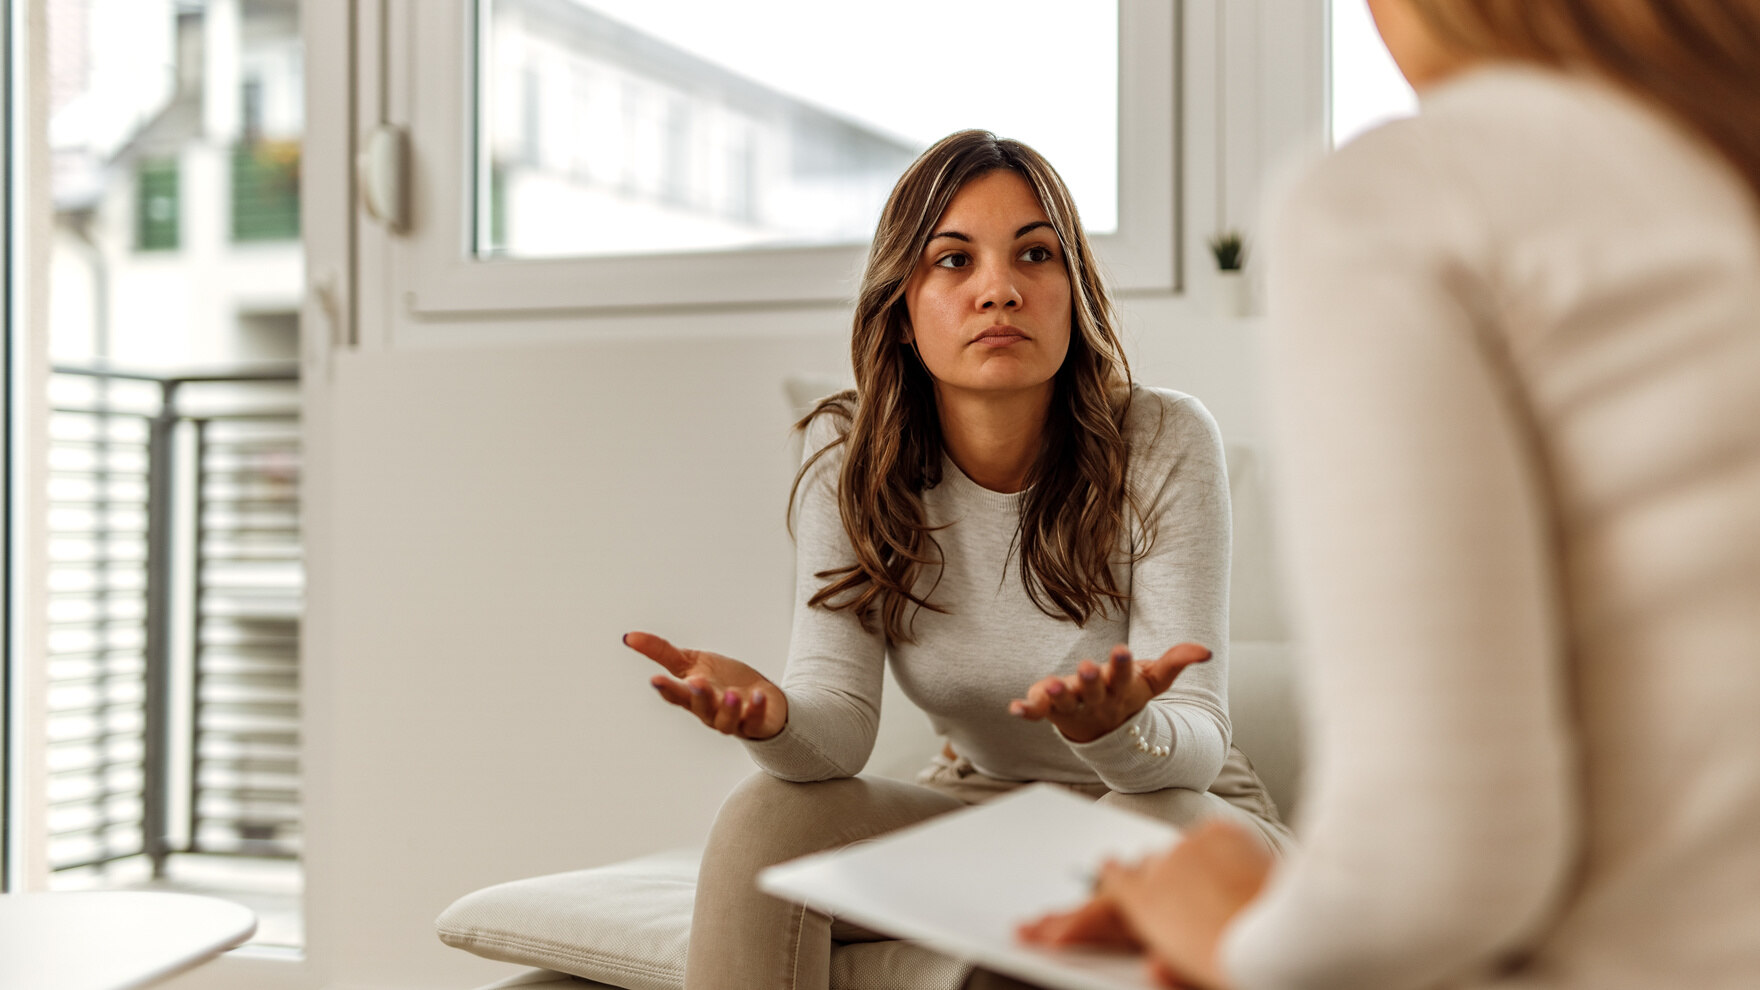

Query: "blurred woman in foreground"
<box><xmin>1015</xmin><ymin>1</ymin><xmax>1760</xmax><ymax>987</ymax></box>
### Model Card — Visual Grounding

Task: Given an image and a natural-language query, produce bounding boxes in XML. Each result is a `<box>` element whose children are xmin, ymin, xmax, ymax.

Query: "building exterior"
<box><xmin>50</xmin><ymin>0</ymin><xmax>304</xmax><ymax>371</ymax></box>
<box><xmin>484</xmin><ymin>0</ymin><xmax>920</xmax><ymax>258</ymax></box>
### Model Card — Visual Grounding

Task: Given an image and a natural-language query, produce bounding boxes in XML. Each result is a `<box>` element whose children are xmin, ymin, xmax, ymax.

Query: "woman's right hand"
<box><xmin>623</xmin><ymin>631</ymin><xmax>789</xmax><ymax>740</ymax></box>
<box><xmin>1009</xmin><ymin>643</ymin><xmax>1211</xmax><ymax>743</ymax></box>
<box><xmin>1016</xmin><ymin>820</ymin><xmax>1270</xmax><ymax>990</ymax></box>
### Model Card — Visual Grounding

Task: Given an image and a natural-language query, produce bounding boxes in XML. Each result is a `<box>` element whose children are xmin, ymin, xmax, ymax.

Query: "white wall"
<box><xmin>162</xmin><ymin>3</ymin><xmax>1324</xmax><ymax>988</ymax></box>
<box><xmin>320</xmin><ymin>332</ymin><xmax>823</xmax><ymax>988</ymax></box>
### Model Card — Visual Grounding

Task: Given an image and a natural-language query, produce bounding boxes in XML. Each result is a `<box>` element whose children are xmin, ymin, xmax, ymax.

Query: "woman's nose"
<box><xmin>976</xmin><ymin>264</ymin><xmax>1023</xmax><ymax>310</ymax></box>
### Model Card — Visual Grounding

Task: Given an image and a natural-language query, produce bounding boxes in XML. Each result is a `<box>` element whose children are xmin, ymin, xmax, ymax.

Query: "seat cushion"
<box><xmin>439</xmin><ymin>849</ymin><xmax>698</xmax><ymax>990</ymax></box>
<box><xmin>438</xmin><ymin>848</ymin><xmax>971</xmax><ymax>990</ymax></box>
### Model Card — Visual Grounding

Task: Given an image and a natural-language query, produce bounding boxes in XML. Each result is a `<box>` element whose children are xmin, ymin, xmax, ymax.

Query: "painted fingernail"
<box><xmin>723</xmin><ymin>690</ymin><xmax>739</xmax><ymax>707</ymax></box>
<box><xmin>688</xmin><ymin>683</ymin><xmax>706</xmax><ymax>697</ymax></box>
<box><xmin>622</xmin><ymin>633</ymin><xmax>630</xmax><ymax>645</ymax></box>
<box><xmin>1047</xmin><ymin>681</ymin><xmax>1065</xmax><ymax>696</ymax></box>
<box><xmin>1080</xmin><ymin>667</ymin><xmax>1098</xmax><ymax>682</ymax></box>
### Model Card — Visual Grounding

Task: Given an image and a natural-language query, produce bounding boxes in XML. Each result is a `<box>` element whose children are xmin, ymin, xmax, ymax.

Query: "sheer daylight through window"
<box><xmin>475</xmin><ymin>0</ymin><xmax>1118</xmax><ymax>259</ymax></box>
<box><xmin>1330</xmin><ymin>0</ymin><xmax>1417</xmax><ymax>148</ymax></box>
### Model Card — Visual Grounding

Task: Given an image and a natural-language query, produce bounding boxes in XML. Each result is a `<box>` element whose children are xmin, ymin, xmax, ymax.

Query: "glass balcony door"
<box><xmin>20</xmin><ymin>0</ymin><xmax>308</xmax><ymax>951</ymax></box>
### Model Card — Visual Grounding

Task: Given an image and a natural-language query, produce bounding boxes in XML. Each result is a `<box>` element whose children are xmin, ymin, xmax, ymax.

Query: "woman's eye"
<box><xmin>934</xmin><ymin>252</ymin><xmax>970</xmax><ymax>269</ymax></box>
<box><xmin>1020</xmin><ymin>245</ymin><xmax>1055</xmax><ymax>263</ymax></box>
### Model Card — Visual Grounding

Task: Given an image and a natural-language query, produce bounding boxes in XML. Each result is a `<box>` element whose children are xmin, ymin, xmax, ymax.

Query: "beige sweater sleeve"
<box><xmin>1221</xmin><ymin>114</ymin><xmax>1578</xmax><ymax>987</ymax></box>
<box><xmin>742</xmin><ymin>409</ymin><xmax>889</xmax><ymax>781</ymax></box>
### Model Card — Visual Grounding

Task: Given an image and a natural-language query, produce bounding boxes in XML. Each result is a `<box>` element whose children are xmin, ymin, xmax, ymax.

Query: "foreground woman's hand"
<box><xmin>623</xmin><ymin>631</ymin><xmax>788</xmax><ymax>740</ymax></box>
<box><xmin>1008</xmin><ymin>643</ymin><xmax>1211</xmax><ymax>743</ymax></box>
<box><xmin>1018</xmin><ymin>820</ymin><xmax>1270</xmax><ymax>990</ymax></box>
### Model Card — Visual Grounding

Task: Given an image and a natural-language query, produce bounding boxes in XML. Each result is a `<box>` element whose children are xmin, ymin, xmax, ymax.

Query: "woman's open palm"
<box><xmin>624</xmin><ymin>631</ymin><xmax>788</xmax><ymax>740</ymax></box>
<box><xmin>1009</xmin><ymin>643</ymin><xmax>1211</xmax><ymax>743</ymax></box>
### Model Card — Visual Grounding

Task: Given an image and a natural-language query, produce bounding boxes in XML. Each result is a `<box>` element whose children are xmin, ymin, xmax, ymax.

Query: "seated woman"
<box><xmin>1014</xmin><ymin>1</ymin><xmax>1760</xmax><ymax>988</ymax></box>
<box><xmin>624</xmin><ymin>129</ymin><xmax>1290</xmax><ymax>990</ymax></box>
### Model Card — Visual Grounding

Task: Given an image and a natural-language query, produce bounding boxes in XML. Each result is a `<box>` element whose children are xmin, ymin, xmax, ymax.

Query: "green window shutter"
<box><xmin>488</xmin><ymin>163</ymin><xmax>508</xmax><ymax>254</ymax></box>
<box><xmin>137</xmin><ymin>158</ymin><xmax>181</xmax><ymax>251</ymax></box>
<box><xmin>231</xmin><ymin>141</ymin><xmax>302</xmax><ymax>242</ymax></box>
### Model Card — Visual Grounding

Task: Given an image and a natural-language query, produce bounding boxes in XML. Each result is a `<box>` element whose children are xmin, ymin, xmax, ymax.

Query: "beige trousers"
<box><xmin>683</xmin><ymin>747</ymin><xmax>1290</xmax><ymax>990</ymax></box>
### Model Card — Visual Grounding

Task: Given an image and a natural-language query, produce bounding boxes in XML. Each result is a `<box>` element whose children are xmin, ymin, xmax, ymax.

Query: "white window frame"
<box><xmin>2</xmin><ymin>0</ymin><xmax>18</xmax><ymax>895</ymax></box>
<box><xmin>373</xmin><ymin>0</ymin><xmax>1180</xmax><ymax>319</ymax></box>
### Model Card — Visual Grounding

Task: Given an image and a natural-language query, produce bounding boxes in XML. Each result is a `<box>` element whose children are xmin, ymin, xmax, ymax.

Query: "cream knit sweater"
<box><xmin>747</xmin><ymin>386</ymin><xmax>1238</xmax><ymax>794</ymax></box>
<box><xmin>1225</xmin><ymin>66</ymin><xmax>1760</xmax><ymax>989</ymax></box>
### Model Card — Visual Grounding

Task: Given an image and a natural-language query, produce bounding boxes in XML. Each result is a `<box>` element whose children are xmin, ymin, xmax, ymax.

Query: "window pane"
<box><xmin>476</xmin><ymin>0</ymin><xmax>1118</xmax><ymax>259</ymax></box>
<box><xmin>1329</xmin><ymin>0</ymin><xmax>1416</xmax><ymax>148</ymax></box>
<box><xmin>44</xmin><ymin>0</ymin><xmax>305</xmax><ymax>950</ymax></box>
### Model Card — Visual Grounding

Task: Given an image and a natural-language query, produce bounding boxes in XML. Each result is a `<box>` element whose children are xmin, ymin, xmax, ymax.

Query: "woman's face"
<box><xmin>902</xmin><ymin>169</ymin><xmax>1073</xmax><ymax>408</ymax></box>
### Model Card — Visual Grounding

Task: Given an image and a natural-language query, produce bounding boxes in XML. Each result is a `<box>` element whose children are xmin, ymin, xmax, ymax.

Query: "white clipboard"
<box><xmin>759</xmin><ymin>783</ymin><xmax>1182</xmax><ymax>990</ymax></box>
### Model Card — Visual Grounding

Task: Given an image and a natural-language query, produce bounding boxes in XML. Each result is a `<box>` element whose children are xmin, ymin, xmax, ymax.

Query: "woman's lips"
<box><xmin>973</xmin><ymin>326</ymin><xmax>1028</xmax><ymax>347</ymax></box>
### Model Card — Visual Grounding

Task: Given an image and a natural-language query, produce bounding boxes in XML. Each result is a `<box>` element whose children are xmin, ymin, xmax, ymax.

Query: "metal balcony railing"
<box><xmin>46</xmin><ymin>365</ymin><xmax>302</xmax><ymax>877</ymax></box>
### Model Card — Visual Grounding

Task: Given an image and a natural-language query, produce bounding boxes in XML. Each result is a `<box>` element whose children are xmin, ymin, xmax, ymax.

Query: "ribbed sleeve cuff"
<box><xmin>1061</xmin><ymin>709</ymin><xmax>1174</xmax><ymax>791</ymax></box>
<box><xmin>740</xmin><ymin>722</ymin><xmax>844</xmax><ymax>783</ymax></box>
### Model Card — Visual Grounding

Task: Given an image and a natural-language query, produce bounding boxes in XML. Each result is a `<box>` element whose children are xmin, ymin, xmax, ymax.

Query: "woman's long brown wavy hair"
<box><xmin>1407</xmin><ymin>0</ymin><xmax>1760</xmax><ymax>203</ymax></box>
<box><xmin>790</xmin><ymin>130</ymin><xmax>1139</xmax><ymax>642</ymax></box>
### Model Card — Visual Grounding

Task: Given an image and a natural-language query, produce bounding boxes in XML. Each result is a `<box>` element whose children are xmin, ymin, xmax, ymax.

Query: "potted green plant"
<box><xmin>1208</xmin><ymin>230</ymin><xmax>1251</xmax><ymax>317</ymax></box>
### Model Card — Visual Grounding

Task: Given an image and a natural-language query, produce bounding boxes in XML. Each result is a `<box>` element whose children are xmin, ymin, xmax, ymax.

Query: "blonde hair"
<box><xmin>1409</xmin><ymin>0</ymin><xmax>1760</xmax><ymax>203</ymax></box>
<box><xmin>791</xmin><ymin>130</ymin><xmax>1139</xmax><ymax>641</ymax></box>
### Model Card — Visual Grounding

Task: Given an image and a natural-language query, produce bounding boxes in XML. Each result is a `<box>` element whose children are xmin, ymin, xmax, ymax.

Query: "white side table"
<box><xmin>0</xmin><ymin>891</ymin><xmax>257</xmax><ymax>990</ymax></box>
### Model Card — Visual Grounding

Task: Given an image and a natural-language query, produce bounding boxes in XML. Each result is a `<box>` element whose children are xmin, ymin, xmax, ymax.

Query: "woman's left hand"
<box><xmin>1018</xmin><ymin>819</ymin><xmax>1271</xmax><ymax>990</ymax></box>
<box><xmin>1008</xmin><ymin>643</ymin><xmax>1210</xmax><ymax>743</ymax></box>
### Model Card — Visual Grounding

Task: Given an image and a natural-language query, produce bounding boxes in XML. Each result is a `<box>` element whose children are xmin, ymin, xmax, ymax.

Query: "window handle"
<box><xmin>358</xmin><ymin>123</ymin><xmax>409</xmax><ymax>234</ymax></box>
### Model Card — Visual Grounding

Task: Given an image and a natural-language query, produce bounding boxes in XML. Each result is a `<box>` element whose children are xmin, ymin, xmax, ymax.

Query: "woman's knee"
<box><xmin>961</xmin><ymin>968</ymin><xmax>1041</xmax><ymax>990</ymax></box>
<box><xmin>1098</xmin><ymin>786</ymin><xmax>1291</xmax><ymax>855</ymax></box>
<box><xmin>1098</xmin><ymin>786</ymin><xmax>1214</xmax><ymax>829</ymax></box>
<box><xmin>706</xmin><ymin>771</ymin><xmax>963</xmax><ymax>863</ymax></box>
